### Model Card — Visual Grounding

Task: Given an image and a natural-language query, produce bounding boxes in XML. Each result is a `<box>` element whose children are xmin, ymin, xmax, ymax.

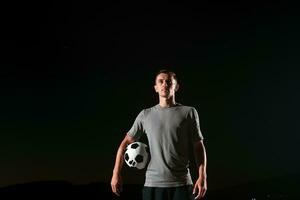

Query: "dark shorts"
<box><xmin>142</xmin><ymin>185</ymin><xmax>194</xmax><ymax>200</ymax></box>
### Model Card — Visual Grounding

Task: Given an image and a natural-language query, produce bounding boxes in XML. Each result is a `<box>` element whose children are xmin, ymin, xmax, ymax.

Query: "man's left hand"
<box><xmin>193</xmin><ymin>177</ymin><xmax>207</xmax><ymax>199</ymax></box>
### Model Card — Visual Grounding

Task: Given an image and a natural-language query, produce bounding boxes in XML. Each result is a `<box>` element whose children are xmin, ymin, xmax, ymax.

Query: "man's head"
<box><xmin>154</xmin><ymin>69</ymin><xmax>179</xmax><ymax>98</ymax></box>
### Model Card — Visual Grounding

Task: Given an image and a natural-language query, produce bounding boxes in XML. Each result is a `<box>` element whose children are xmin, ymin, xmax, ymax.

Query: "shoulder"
<box><xmin>179</xmin><ymin>105</ymin><xmax>200</xmax><ymax>119</ymax></box>
<box><xmin>142</xmin><ymin>105</ymin><xmax>157</xmax><ymax>116</ymax></box>
<box><xmin>136</xmin><ymin>105</ymin><xmax>157</xmax><ymax>118</ymax></box>
<box><xmin>178</xmin><ymin>104</ymin><xmax>198</xmax><ymax>113</ymax></box>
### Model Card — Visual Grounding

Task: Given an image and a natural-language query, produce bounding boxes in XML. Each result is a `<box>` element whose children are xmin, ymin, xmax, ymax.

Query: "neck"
<box><xmin>159</xmin><ymin>96</ymin><xmax>176</xmax><ymax>108</ymax></box>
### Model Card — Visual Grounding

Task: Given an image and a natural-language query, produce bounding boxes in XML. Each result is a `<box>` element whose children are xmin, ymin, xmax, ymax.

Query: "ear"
<box><xmin>175</xmin><ymin>83</ymin><xmax>180</xmax><ymax>92</ymax></box>
<box><xmin>154</xmin><ymin>85</ymin><xmax>158</xmax><ymax>93</ymax></box>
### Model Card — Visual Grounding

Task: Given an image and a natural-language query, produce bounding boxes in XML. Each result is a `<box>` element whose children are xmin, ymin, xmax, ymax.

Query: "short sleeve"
<box><xmin>127</xmin><ymin>110</ymin><xmax>145</xmax><ymax>140</ymax></box>
<box><xmin>188</xmin><ymin>107</ymin><xmax>204</xmax><ymax>142</ymax></box>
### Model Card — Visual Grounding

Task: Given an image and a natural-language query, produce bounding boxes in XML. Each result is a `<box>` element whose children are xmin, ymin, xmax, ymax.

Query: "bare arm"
<box><xmin>111</xmin><ymin>134</ymin><xmax>135</xmax><ymax>196</ymax></box>
<box><xmin>193</xmin><ymin>140</ymin><xmax>207</xmax><ymax>199</ymax></box>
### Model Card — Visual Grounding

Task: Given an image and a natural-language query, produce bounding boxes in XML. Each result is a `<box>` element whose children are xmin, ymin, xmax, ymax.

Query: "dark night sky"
<box><xmin>1</xmin><ymin>2</ymin><xmax>299</xmax><ymax>190</ymax></box>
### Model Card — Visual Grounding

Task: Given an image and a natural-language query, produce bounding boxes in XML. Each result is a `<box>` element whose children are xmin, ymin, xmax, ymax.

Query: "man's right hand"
<box><xmin>111</xmin><ymin>173</ymin><xmax>123</xmax><ymax>196</ymax></box>
<box><xmin>111</xmin><ymin>134</ymin><xmax>135</xmax><ymax>196</ymax></box>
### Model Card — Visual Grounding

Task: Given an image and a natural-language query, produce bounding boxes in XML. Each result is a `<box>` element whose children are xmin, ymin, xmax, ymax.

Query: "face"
<box><xmin>154</xmin><ymin>73</ymin><xmax>179</xmax><ymax>98</ymax></box>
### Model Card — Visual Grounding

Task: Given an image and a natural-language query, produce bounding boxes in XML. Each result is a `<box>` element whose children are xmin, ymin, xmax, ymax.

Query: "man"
<box><xmin>111</xmin><ymin>69</ymin><xmax>207</xmax><ymax>200</ymax></box>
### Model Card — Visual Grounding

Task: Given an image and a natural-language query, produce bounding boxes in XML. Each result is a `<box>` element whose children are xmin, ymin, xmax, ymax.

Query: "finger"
<box><xmin>192</xmin><ymin>185</ymin><xmax>197</xmax><ymax>195</ymax></box>
<box><xmin>201</xmin><ymin>188</ymin><xmax>207</xmax><ymax>198</ymax></box>
<box><xmin>111</xmin><ymin>184</ymin><xmax>115</xmax><ymax>193</ymax></box>
<box><xmin>116</xmin><ymin>184</ymin><xmax>121</xmax><ymax>196</ymax></box>
<box><xmin>195</xmin><ymin>186</ymin><xmax>202</xmax><ymax>199</ymax></box>
<box><xmin>195</xmin><ymin>192</ymin><xmax>201</xmax><ymax>200</ymax></box>
<box><xmin>199</xmin><ymin>187</ymin><xmax>205</xmax><ymax>198</ymax></box>
<box><xmin>112</xmin><ymin>184</ymin><xmax>120</xmax><ymax>196</ymax></box>
<box><xmin>115</xmin><ymin>189</ymin><xmax>120</xmax><ymax>196</ymax></box>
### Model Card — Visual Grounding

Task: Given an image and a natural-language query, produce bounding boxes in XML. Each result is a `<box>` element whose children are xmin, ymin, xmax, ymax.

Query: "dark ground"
<box><xmin>0</xmin><ymin>173</ymin><xmax>299</xmax><ymax>200</ymax></box>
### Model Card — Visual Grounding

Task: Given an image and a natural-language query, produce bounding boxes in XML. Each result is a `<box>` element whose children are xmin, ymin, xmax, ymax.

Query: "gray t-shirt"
<box><xmin>127</xmin><ymin>103</ymin><xmax>204</xmax><ymax>187</ymax></box>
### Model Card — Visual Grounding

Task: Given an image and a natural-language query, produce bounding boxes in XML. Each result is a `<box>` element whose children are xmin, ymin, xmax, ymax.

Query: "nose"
<box><xmin>162</xmin><ymin>81</ymin><xmax>169</xmax><ymax>87</ymax></box>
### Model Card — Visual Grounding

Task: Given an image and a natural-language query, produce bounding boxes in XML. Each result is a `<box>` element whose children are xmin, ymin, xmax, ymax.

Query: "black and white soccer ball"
<box><xmin>124</xmin><ymin>142</ymin><xmax>149</xmax><ymax>169</ymax></box>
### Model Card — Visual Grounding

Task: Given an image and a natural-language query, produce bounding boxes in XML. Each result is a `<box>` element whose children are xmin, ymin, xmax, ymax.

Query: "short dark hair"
<box><xmin>155</xmin><ymin>69</ymin><xmax>178</xmax><ymax>84</ymax></box>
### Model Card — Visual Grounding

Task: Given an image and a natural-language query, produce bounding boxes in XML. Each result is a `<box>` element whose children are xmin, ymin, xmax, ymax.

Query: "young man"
<box><xmin>111</xmin><ymin>70</ymin><xmax>207</xmax><ymax>200</ymax></box>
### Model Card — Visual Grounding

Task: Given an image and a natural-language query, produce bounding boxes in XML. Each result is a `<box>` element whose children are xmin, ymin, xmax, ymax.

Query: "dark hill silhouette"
<box><xmin>0</xmin><ymin>180</ymin><xmax>142</xmax><ymax>200</ymax></box>
<box><xmin>208</xmin><ymin>173</ymin><xmax>300</xmax><ymax>200</ymax></box>
<box><xmin>0</xmin><ymin>174</ymin><xmax>299</xmax><ymax>200</ymax></box>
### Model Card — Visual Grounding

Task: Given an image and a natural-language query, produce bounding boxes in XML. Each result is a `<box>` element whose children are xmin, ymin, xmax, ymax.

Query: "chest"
<box><xmin>144</xmin><ymin>111</ymin><xmax>189</xmax><ymax>139</ymax></box>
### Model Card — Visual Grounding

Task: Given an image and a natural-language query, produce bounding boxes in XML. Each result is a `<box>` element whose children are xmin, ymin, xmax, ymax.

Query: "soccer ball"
<box><xmin>124</xmin><ymin>142</ymin><xmax>149</xmax><ymax>169</ymax></box>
